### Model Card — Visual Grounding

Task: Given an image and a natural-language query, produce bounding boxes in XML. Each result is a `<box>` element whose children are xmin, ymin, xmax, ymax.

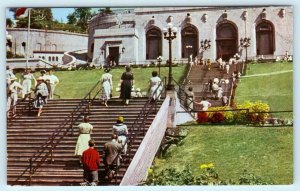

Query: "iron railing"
<box><xmin>108</xmin><ymin>78</ymin><xmax>166</xmax><ymax>185</ymax></box>
<box><xmin>18</xmin><ymin>80</ymin><xmax>102</xmax><ymax>185</ymax></box>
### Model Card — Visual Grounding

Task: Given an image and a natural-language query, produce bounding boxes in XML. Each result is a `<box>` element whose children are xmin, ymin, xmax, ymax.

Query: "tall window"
<box><xmin>256</xmin><ymin>21</ymin><xmax>275</xmax><ymax>55</ymax></box>
<box><xmin>181</xmin><ymin>26</ymin><xmax>198</xmax><ymax>58</ymax></box>
<box><xmin>216</xmin><ymin>22</ymin><xmax>238</xmax><ymax>61</ymax></box>
<box><xmin>146</xmin><ymin>27</ymin><xmax>162</xmax><ymax>59</ymax></box>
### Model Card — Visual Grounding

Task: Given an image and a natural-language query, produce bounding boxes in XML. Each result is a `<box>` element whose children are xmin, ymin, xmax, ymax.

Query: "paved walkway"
<box><xmin>241</xmin><ymin>70</ymin><xmax>293</xmax><ymax>78</ymax></box>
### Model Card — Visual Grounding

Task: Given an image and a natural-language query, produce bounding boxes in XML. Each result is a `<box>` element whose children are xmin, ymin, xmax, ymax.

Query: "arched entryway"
<box><xmin>256</xmin><ymin>20</ymin><xmax>275</xmax><ymax>55</ymax></box>
<box><xmin>181</xmin><ymin>25</ymin><xmax>198</xmax><ymax>59</ymax></box>
<box><xmin>216</xmin><ymin>21</ymin><xmax>238</xmax><ymax>61</ymax></box>
<box><xmin>146</xmin><ymin>27</ymin><xmax>162</xmax><ymax>59</ymax></box>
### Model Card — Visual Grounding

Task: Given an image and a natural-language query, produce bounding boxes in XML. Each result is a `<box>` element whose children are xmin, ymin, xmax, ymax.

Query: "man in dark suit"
<box><xmin>103</xmin><ymin>134</ymin><xmax>122</xmax><ymax>179</ymax></box>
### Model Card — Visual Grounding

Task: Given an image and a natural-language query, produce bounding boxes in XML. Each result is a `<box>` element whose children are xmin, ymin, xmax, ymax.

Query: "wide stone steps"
<box><xmin>7</xmin><ymin>98</ymin><xmax>162</xmax><ymax>186</ymax></box>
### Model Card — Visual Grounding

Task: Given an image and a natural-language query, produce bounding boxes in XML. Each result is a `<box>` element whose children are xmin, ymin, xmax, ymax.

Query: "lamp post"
<box><xmin>240</xmin><ymin>37</ymin><xmax>251</xmax><ymax>62</ymax></box>
<box><xmin>200</xmin><ymin>39</ymin><xmax>211</xmax><ymax>50</ymax></box>
<box><xmin>163</xmin><ymin>22</ymin><xmax>177</xmax><ymax>90</ymax></box>
<box><xmin>157</xmin><ymin>56</ymin><xmax>162</xmax><ymax>77</ymax></box>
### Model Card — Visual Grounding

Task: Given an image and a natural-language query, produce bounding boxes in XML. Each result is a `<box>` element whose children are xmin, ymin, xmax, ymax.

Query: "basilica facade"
<box><xmin>88</xmin><ymin>6</ymin><xmax>293</xmax><ymax>66</ymax></box>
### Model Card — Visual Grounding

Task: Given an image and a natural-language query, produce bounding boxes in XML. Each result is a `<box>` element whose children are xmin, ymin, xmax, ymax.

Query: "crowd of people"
<box><xmin>6</xmin><ymin>67</ymin><xmax>60</xmax><ymax>118</ymax></box>
<box><xmin>75</xmin><ymin>115</ymin><xmax>129</xmax><ymax>186</ymax></box>
<box><xmin>100</xmin><ymin>66</ymin><xmax>163</xmax><ymax>107</ymax></box>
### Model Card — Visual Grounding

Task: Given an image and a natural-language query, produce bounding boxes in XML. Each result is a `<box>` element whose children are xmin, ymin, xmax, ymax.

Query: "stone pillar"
<box><xmin>166</xmin><ymin>90</ymin><xmax>177</xmax><ymax>128</ymax></box>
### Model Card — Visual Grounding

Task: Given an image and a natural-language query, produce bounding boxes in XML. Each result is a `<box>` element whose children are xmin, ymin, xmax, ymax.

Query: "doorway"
<box><xmin>108</xmin><ymin>46</ymin><xmax>120</xmax><ymax>66</ymax></box>
<box><xmin>216</xmin><ymin>22</ymin><xmax>238</xmax><ymax>61</ymax></box>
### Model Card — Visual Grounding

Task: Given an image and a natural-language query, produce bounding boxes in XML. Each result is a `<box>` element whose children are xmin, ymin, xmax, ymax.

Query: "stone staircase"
<box><xmin>184</xmin><ymin>62</ymin><xmax>242</xmax><ymax>110</ymax></box>
<box><xmin>7</xmin><ymin>98</ymin><xmax>162</xmax><ymax>186</ymax></box>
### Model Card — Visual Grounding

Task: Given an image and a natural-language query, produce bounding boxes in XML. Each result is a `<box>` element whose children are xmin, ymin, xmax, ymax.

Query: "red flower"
<box><xmin>197</xmin><ymin>112</ymin><xmax>209</xmax><ymax>123</ymax></box>
<box><xmin>210</xmin><ymin>112</ymin><xmax>225</xmax><ymax>123</ymax></box>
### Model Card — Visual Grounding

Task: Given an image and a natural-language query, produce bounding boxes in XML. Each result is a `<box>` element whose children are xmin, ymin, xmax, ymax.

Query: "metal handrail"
<box><xmin>108</xmin><ymin>78</ymin><xmax>165</xmax><ymax>185</ymax></box>
<box><xmin>16</xmin><ymin>80</ymin><xmax>102</xmax><ymax>185</ymax></box>
<box><xmin>172</xmin><ymin>78</ymin><xmax>196</xmax><ymax>113</ymax></box>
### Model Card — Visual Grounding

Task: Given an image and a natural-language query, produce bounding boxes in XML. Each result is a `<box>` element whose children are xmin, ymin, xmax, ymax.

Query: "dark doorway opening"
<box><xmin>216</xmin><ymin>22</ymin><xmax>238</xmax><ymax>61</ymax></box>
<box><xmin>108</xmin><ymin>47</ymin><xmax>120</xmax><ymax>66</ymax></box>
<box><xmin>256</xmin><ymin>21</ymin><xmax>275</xmax><ymax>55</ymax></box>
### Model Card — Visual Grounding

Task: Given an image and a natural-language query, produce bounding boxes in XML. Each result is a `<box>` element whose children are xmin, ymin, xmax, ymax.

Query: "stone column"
<box><xmin>166</xmin><ymin>90</ymin><xmax>177</xmax><ymax>128</ymax></box>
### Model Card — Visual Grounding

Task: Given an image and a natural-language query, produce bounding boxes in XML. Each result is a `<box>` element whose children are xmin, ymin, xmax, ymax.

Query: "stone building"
<box><xmin>88</xmin><ymin>6</ymin><xmax>293</xmax><ymax>66</ymax></box>
<box><xmin>7</xmin><ymin>28</ymin><xmax>88</xmax><ymax>65</ymax></box>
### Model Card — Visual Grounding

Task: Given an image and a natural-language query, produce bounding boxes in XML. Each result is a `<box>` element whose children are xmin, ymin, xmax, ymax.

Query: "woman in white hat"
<box><xmin>33</xmin><ymin>77</ymin><xmax>49</xmax><ymax>116</ymax></box>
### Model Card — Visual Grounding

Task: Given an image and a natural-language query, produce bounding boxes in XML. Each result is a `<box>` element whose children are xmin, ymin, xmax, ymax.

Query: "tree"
<box><xmin>14</xmin><ymin>8</ymin><xmax>54</xmax><ymax>29</ymax></box>
<box><xmin>67</xmin><ymin>13</ymin><xmax>77</xmax><ymax>25</ymax></box>
<box><xmin>99</xmin><ymin>7</ymin><xmax>113</xmax><ymax>14</ymax></box>
<box><xmin>73</xmin><ymin>8</ymin><xmax>93</xmax><ymax>32</ymax></box>
<box><xmin>6</xmin><ymin>18</ymin><xmax>13</xmax><ymax>27</ymax></box>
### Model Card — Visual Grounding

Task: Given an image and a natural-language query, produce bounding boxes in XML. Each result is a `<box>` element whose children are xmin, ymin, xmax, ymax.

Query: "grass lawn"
<box><xmin>23</xmin><ymin>65</ymin><xmax>186</xmax><ymax>98</ymax></box>
<box><xmin>154</xmin><ymin>125</ymin><xmax>293</xmax><ymax>184</ymax></box>
<box><xmin>236</xmin><ymin>62</ymin><xmax>293</xmax><ymax>112</ymax></box>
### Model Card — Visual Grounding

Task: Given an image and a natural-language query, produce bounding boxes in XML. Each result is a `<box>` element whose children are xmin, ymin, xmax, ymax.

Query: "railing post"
<box><xmin>50</xmin><ymin>138</ymin><xmax>54</xmax><ymax>164</ymax></box>
<box><xmin>71</xmin><ymin>113</ymin><xmax>74</xmax><ymax>135</ymax></box>
<box><xmin>28</xmin><ymin>158</ymin><xmax>32</xmax><ymax>186</ymax></box>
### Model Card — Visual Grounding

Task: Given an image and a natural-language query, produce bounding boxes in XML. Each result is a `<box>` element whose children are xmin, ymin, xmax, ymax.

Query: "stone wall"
<box><xmin>7</xmin><ymin>28</ymin><xmax>88</xmax><ymax>60</ymax></box>
<box><xmin>88</xmin><ymin>6</ymin><xmax>293</xmax><ymax>65</ymax></box>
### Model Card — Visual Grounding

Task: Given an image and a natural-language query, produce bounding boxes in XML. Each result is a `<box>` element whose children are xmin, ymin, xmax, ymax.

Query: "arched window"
<box><xmin>181</xmin><ymin>25</ymin><xmax>198</xmax><ymax>58</ymax></box>
<box><xmin>256</xmin><ymin>21</ymin><xmax>275</xmax><ymax>55</ymax></box>
<box><xmin>42</xmin><ymin>56</ymin><xmax>45</xmax><ymax>60</ymax></box>
<box><xmin>56</xmin><ymin>56</ymin><xmax>58</xmax><ymax>61</ymax></box>
<box><xmin>48</xmin><ymin>56</ymin><xmax>51</xmax><ymax>61</ymax></box>
<box><xmin>216</xmin><ymin>21</ymin><xmax>238</xmax><ymax>61</ymax></box>
<box><xmin>146</xmin><ymin>27</ymin><xmax>162</xmax><ymax>59</ymax></box>
<box><xmin>52</xmin><ymin>56</ymin><xmax>55</xmax><ymax>61</ymax></box>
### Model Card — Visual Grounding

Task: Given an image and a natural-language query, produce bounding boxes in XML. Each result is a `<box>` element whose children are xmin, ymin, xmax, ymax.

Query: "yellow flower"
<box><xmin>207</xmin><ymin>163</ymin><xmax>214</xmax><ymax>168</ymax></box>
<box><xmin>200</xmin><ymin>164</ymin><xmax>208</xmax><ymax>169</ymax></box>
<box><xmin>148</xmin><ymin>168</ymin><xmax>153</xmax><ymax>174</ymax></box>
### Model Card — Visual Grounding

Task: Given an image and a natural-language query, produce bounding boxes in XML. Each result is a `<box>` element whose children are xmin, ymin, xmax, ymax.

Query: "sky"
<box><xmin>6</xmin><ymin>8</ymin><xmax>76</xmax><ymax>23</ymax></box>
<box><xmin>6</xmin><ymin>8</ymin><xmax>129</xmax><ymax>23</ymax></box>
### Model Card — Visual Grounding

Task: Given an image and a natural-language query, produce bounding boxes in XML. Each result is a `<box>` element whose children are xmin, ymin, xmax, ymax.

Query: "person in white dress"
<box><xmin>75</xmin><ymin>116</ymin><xmax>93</xmax><ymax>164</ymax></box>
<box><xmin>21</xmin><ymin>69</ymin><xmax>37</xmax><ymax>99</ymax></box>
<box><xmin>47</xmin><ymin>70</ymin><xmax>59</xmax><ymax>99</ymax></box>
<box><xmin>217</xmin><ymin>85</ymin><xmax>224</xmax><ymax>100</ymax></box>
<box><xmin>112</xmin><ymin>116</ymin><xmax>128</xmax><ymax>154</ymax></box>
<box><xmin>148</xmin><ymin>71</ymin><xmax>162</xmax><ymax>101</ymax></box>
<box><xmin>196</xmin><ymin>97</ymin><xmax>212</xmax><ymax>111</ymax></box>
<box><xmin>100</xmin><ymin>68</ymin><xmax>113</xmax><ymax>107</ymax></box>
<box><xmin>7</xmin><ymin>76</ymin><xmax>23</xmax><ymax>118</ymax></box>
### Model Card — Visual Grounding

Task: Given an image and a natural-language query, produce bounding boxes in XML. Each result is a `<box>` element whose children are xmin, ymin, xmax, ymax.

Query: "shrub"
<box><xmin>210</xmin><ymin>112</ymin><xmax>225</xmax><ymax>123</ymax></box>
<box><xmin>143</xmin><ymin>164</ymin><xmax>273</xmax><ymax>185</ymax></box>
<box><xmin>235</xmin><ymin>101</ymin><xmax>270</xmax><ymax>124</ymax></box>
<box><xmin>207</xmin><ymin>106</ymin><xmax>234</xmax><ymax>123</ymax></box>
<box><xmin>197</xmin><ymin>112</ymin><xmax>209</xmax><ymax>123</ymax></box>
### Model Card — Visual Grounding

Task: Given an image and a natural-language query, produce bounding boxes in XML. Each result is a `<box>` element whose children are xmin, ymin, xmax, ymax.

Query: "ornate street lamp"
<box><xmin>240</xmin><ymin>37</ymin><xmax>251</xmax><ymax>62</ymax></box>
<box><xmin>157</xmin><ymin>56</ymin><xmax>162</xmax><ymax>77</ymax></box>
<box><xmin>163</xmin><ymin>22</ymin><xmax>177</xmax><ymax>90</ymax></box>
<box><xmin>200</xmin><ymin>39</ymin><xmax>211</xmax><ymax>50</ymax></box>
